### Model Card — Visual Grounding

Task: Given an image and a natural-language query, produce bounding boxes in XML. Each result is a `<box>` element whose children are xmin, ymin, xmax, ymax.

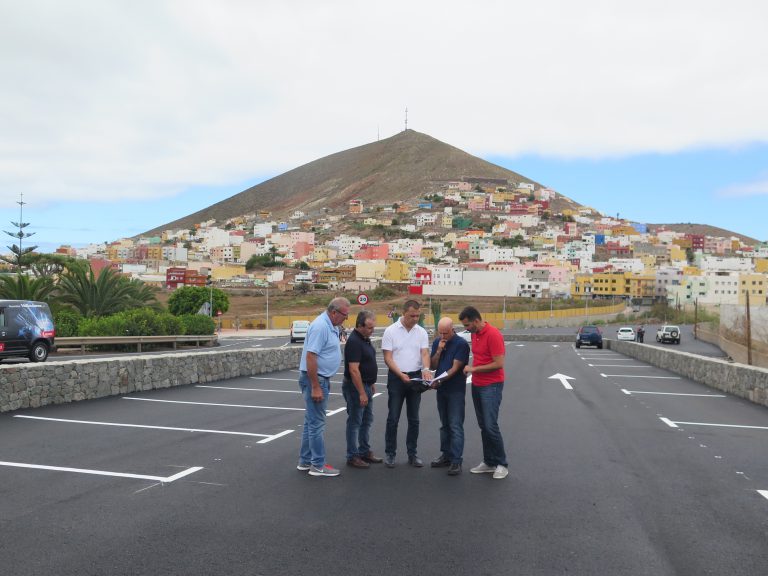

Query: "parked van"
<box><xmin>0</xmin><ymin>300</ymin><xmax>56</xmax><ymax>362</ymax></box>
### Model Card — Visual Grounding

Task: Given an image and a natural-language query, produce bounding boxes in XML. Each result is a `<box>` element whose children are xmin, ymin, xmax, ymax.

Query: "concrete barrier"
<box><xmin>0</xmin><ymin>347</ymin><xmax>302</xmax><ymax>413</ymax></box>
<box><xmin>606</xmin><ymin>339</ymin><xmax>768</xmax><ymax>408</ymax></box>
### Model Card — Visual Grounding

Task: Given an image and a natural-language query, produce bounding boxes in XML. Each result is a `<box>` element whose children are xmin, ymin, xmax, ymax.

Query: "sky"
<box><xmin>1</xmin><ymin>0</ymin><xmax>767</xmax><ymax>253</ymax></box>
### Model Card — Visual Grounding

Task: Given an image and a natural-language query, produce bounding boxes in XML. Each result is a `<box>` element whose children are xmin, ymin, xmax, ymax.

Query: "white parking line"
<box><xmin>581</xmin><ymin>357</ymin><xmax>633</xmax><ymax>360</ymax></box>
<box><xmin>758</xmin><ymin>490</ymin><xmax>768</xmax><ymax>501</ymax></box>
<box><xmin>13</xmin><ymin>415</ymin><xmax>292</xmax><ymax>440</ymax></box>
<box><xmin>589</xmin><ymin>364</ymin><xmax>650</xmax><ymax>368</ymax></box>
<box><xmin>0</xmin><ymin>460</ymin><xmax>202</xmax><ymax>483</ymax></box>
<box><xmin>659</xmin><ymin>417</ymin><xmax>768</xmax><ymax>430</ymax></box>
<box><xmin>621</xmin><ymin>389</ymin><xmax>726</xmax><ymax>397</ymax></box>
<box><xmin>197</xmin><ymin>385</ymin><xmax>343</xmax><ymax>397</ymax></box>
<box><xmin>123</xmin><ymin>397</ymin><xmax>305</xmax><ymax>411</ymax></box>
<box><xmin>601</xmin><ymin>373</ymin><xmax>680</xmax><ymax>379</ymax></box>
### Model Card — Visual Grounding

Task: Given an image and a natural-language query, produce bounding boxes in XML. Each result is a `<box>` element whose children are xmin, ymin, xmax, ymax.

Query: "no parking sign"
<box><xmin>357</xmin><ymin>293</ymin><xmax>369</xmax><ymax>305</ymax></box>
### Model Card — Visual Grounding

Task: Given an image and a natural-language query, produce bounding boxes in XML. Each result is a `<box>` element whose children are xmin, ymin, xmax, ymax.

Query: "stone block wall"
<box><xmin>607</xmin><ymin>340</ymin><xmax>768</xmax><ymax>408</ymax></box>
<box><xmin>0</xmin><ymin>347</ymin><xmax>302</xmax><ymax>413</ymax></box>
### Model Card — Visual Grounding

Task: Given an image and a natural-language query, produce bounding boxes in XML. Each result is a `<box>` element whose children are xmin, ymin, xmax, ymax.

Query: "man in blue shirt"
<box><xmin>429</xmin><ymin>317</ymin><xmax>470</xmax><ymax>475</ymax></box>
<box><xmin>296</xmin><ymin>297</ymin><xmax>350</xmax><ymax>477</ymax></box>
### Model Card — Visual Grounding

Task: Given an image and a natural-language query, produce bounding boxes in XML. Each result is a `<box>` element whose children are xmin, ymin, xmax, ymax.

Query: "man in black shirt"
<box><xmin>343</xmin><ymin>309</ymin><xmax>383</xmax><ymax>468</ymax></box>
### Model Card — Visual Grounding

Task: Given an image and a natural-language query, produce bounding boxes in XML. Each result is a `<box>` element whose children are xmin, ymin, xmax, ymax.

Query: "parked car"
<box><xmin>289</xmin><ymin>320</ymin><xmax>310</xmax><ymax>343</ymax></box>
<box><xmin>575</xmin><ymin>325</ymin><xmax>603</xmax><ymax>349</ymax></box>
<box><xmin>0</xmin><ymin>300</ymin><xmax>56</xmax><ymax>362</ymax></box>
<box><xmin>656</xmin><ymin>325</ymin><xmax>681</xmax><ymax>344</ymax></box>
<box><xmin>616</xmin><ymin>326</ymin><xmax>636</xmax><ymax>341</ymax></box>
<box><xmin>455</xmin><ymin>329</ymin><xmax>472</xmax><ymax>343</ymax></box>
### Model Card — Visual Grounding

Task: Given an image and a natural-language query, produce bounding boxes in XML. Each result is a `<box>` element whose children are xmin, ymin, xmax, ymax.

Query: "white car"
<box><xmin>455</xmin><ymin>329</ymin><xmax>472</xmax><ymax>343</ymax></box>
<box><xmin>290</xmin><ymin>320</ymin><xmax>310</xmax><ymax>343</ymax></box>
<box><xmin>616</xmin><ymin>327</ymin><xmax>636</xmax><ymax>341</ymax></box>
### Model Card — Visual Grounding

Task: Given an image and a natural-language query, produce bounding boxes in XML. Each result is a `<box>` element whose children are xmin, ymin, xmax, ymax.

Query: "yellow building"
<box><xmin>147</xmin><ymin>246</ymin><xmax>163</xmax><ymax>261</ymax></box>
<box><xmin>755</xmin><ymin>258</ymin><xmax>768</xmax><ymax>273</ymax></box>
<box><xmin>355</xmin><ymin>261</ymin><xmax>386</xmax><ymax>281</ymax></box>
<box><xmin>384</xmin><ymin>259</ymin><xmax>410</xmax><ymax>282</ymax></box>
<box><xmin>612</xmin><ymin>225</ymin><xmax>639</xmax><ymax>236</ymax></box>
<box><xmin>669</xmin><ymin>245</ymin><xmax>687</xmax><ymax>263</ymax></box>
<box><xmin>738</xmin><ymin>273</ymin><xmax>767</xmax><ymax>306</ymax></box>
<box><xmin>421</xmin><ymin>246</ymin><xmax>436</xmax><ymax>260</ymax></box>
<box><xmin>572</xmin><ymin>271</ymin><xmax>655</xmax><ymax>299</ymax></box>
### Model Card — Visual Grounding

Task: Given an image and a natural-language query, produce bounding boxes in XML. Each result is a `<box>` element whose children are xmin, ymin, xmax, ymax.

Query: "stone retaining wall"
<box><xmin>0</xmin><ymin>347</ymin><xmax>302</xmax><ymax>413</ymax></box>
<box><xmin>607</xmin><ymin>340</ymin><xmax>768</xmax><ymax>408</ymax></box>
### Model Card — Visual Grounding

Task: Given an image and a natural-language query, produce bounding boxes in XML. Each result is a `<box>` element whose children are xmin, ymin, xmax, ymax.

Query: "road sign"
<box><xmin>216</xmin><ymin>310</ymin><xmax>223</xmax><ymax>316</ymax></box>
<box><xmin>357</xmin><ymin>293</ymin><xmax>369</xmax><ymax>305</ymax></box>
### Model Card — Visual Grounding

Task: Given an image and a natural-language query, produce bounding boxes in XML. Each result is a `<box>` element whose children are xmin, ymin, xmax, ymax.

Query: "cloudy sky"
<box><xmin>2</xmin><ymin>0</ymin><xmax>767</xmax><ymax>251</ymax></box>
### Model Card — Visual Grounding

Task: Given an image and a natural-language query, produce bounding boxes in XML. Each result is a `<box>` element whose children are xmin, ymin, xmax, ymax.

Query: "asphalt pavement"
<box><xmin>1</xmin><ymin>341</ymin><xmax>766</xmax><ymax>575</ymax></box>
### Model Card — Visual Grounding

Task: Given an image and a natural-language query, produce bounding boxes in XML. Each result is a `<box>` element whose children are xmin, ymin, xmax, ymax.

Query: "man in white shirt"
<box><xmin>382</xmin><ymin>300</ymin><xmax>431</xmax><ymax>468</ymax></box>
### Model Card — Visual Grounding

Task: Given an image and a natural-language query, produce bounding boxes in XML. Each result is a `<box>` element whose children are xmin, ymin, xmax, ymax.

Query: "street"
<box><xmin>0</xmin><ymin>341</ymin><xmax>766</xmax><ymax>575</ymax></box>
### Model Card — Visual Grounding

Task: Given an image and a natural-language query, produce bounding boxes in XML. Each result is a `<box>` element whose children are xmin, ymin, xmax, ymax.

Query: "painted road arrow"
<box><xmin>548</xmin><ymin>373</ymin><xmax>574</xmax><ymax>390</ymax></box>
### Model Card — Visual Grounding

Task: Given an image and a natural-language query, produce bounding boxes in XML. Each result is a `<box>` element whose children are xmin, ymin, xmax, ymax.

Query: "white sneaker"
<box><xmin>493</xmin><ymin>465</ymin><xmax>508</xmax><ymax>479</ymax></box>
<box><xmin>470</xmin><ymin>462</ymin><xmax>495</xmax><ymax>474</ymax></box>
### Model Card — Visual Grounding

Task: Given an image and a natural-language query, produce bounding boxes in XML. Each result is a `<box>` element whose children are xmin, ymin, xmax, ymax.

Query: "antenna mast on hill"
<box><xmin>404</xmin><ymin>107</ymin><xmax>408</xmax><ymax>131</ymax></box>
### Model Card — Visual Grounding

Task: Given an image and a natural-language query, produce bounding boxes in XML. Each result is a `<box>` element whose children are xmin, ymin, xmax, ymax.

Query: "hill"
<box><xmin>647</xmin><ymin>223</ymin><xmax>760</xmax><ymax>246</ymax></box>
<box><xmin>142</xmin><ymin>130</ymin><xmax>580</xmax><ymax>235</ymax></box>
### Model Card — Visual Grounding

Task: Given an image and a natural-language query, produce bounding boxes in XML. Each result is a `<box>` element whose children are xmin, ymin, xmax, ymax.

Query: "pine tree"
<box><xmin>2</xmin><ymin>193</ymin><xmax>37</xmax><ymax>271</ymax></box>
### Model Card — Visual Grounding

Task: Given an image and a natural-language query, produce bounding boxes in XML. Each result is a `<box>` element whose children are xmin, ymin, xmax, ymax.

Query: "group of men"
<box><xmin>297</xmin><ymin>298</ymin><xmax>509</xmax><ymax>479</ymax></box>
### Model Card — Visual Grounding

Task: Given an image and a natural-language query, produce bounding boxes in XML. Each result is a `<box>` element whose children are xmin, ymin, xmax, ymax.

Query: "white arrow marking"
<box><xmin>758</xmin><ymin>490</ymin><xmax>768</xmax><ymax>501</ymax></box>
<box><xmin>548</xmin><ymin>373</ymin><xmax>574</xmax><ymax>390</ymax></box>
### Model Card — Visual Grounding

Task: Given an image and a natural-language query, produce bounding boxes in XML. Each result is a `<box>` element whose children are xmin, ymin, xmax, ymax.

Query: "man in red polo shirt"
<box><xmin>459</xmin><ymin>305</ymin><xmax>508</xmax><ymax>480</ymax></box>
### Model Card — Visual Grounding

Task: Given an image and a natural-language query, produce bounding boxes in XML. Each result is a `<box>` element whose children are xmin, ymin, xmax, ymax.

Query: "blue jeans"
<box><xmin>385</xmin><ymin>371</ymin><xmax>422</xmax><ymax>457</ymax></box>
<box><xmin>343</xmin><ymin>380</ymin><xmax>374</xmax><ymax>460</ymax></box>
<box><xmin>436</xmin><ymin>384</ymin><xmax>465</xmax><ymax>464</ymax></box>
<box><xmin>298</xmin><ymin>371</ymin><xmax>330</xmax><ymax>467</ymax></box>
<box><xmin>471</xmin><ymin>382</ymin><xmax>507</xmax><ymax>467</ymax></box>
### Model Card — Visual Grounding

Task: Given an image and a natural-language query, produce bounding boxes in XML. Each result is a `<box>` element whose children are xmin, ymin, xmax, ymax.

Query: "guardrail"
<box><xmin>55</xmin><ymin>335</ymin><xmax>218</xmax><ymax>354</ymax></box>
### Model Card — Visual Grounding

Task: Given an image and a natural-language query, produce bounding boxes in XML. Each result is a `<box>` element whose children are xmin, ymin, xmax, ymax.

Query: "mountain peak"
<box><xmin>143</xmin><ymin>130</ymin><xmax>550</xmax><ymax>235</ymax></box>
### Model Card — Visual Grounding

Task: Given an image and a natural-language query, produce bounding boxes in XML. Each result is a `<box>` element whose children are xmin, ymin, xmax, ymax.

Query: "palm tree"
<box><xmin>0</xmin><ymin>274</ymin><xmax>55</xmax><ymax>301</ymax></box>
<box><xmin>57</xmin><ymin>267</ymin><xmax>155</xmax><ymax>317</ymax></box>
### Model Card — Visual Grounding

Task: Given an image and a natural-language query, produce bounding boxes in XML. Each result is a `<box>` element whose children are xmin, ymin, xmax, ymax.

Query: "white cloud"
<box><xmin>718</xmin><ymin>178</ymin><xmax>768</xmax><ymax>198</ymax></box>
<box><xmin>2</xmin><ymin>0</ymin><xmax>768</xmax><ymax>210</ymax></box>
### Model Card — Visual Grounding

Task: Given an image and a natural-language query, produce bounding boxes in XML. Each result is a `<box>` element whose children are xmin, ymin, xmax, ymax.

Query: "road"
<box><xmin>1</xmin><ymin>341</ymin><xmax>766</xmax><ymax>575</ymax></box>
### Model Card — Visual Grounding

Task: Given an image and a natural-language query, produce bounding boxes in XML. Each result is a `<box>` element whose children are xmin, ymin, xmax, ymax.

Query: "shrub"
<box><xmin>77</xmin><ymin>308</ymin><xmax>185</xmax><ymax>337</ymax></box>
<box><xmin>54</xmin><ymin>309</ymin><xmax>82</xmax><ymax>337</ymax></box>
<box><xmin>180</xmin><ymin>314</ymin><xmax>216</xmax><ymax>335</ymax></box>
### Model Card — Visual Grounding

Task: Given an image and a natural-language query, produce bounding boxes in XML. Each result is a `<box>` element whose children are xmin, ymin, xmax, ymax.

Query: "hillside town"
<box><xmin>41</xmin><ymin>177</ymin><xmax>768</xmax><ymax>309</ymax></box>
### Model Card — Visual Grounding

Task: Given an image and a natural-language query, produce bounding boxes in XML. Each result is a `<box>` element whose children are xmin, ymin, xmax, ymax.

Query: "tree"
<box><xmin>167</xmin><ymin>286</ymin><xmax>229</xmax><ymax>316</ymax></box>
<box><xmin>430</xmin><ymin>299</ymin><xmax>442</xmax><ymax>334</ymax></box>
<box><xmin>57</xmin><ymin>266</ymin><xmax>157</xmax><ymax>317</ymax></box>
<box><xmin>27</xmin><ymin>253</ymin><xmax>86</xmax><ymax>278</ymax></box>
<box><xmin>0</xmin><ymin>274</ymin><xmax>55</xmax><ymax>301</ymax></box>
<box><xmin>2</xmin><ymin>193</ymin><xmax>37</xmax><ymax>271</ymax></box>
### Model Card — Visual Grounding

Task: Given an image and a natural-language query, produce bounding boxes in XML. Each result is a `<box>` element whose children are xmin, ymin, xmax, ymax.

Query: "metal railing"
<box><xmin>55</xmin><ymin>335</ymin><xmax>218</xmax><ymax>354</ymax></box>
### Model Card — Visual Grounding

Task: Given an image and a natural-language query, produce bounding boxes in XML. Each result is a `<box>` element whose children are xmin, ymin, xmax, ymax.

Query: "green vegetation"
<box><xmin>167</xmin><ymin>286</ymin><xmax>229</xmax><ymax>316</ymax></box>
<box><xmin>57</xmin><ymin>267</ymin><xmax>160</xmax><ymax>317</ymax></box>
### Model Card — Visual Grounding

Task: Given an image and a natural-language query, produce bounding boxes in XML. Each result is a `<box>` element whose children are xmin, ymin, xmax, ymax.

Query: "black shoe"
<box><xmin>408</xmin><ymin>455</ymin><xmax>424</xmax><ymax>467</ymax></box>
<box><xmin>447</xmin><ymin>463</ymin><xmax>462</xmax><ymax>476</ymax></box>
<box><xmin>430</xmin><ymin>455</ymin><xmax>450</xmax><ymax>468</ymax></box>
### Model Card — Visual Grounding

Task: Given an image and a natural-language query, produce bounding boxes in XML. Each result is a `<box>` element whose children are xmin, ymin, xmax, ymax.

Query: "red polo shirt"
<box><xmin>471</xmin><ymin>322</ymin><xmax>505</xmax><ymax>387</ymax></box>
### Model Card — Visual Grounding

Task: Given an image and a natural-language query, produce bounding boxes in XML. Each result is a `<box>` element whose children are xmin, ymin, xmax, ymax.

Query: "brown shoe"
<box><xmin>346</xmin><ymin>456</ymin><xmax>370</xmax><ymax>469</ymax></box>
<box><xmin>362</xmin><ymin>451</ymin><xmax>383</xmax><ymax>464</ymax></box>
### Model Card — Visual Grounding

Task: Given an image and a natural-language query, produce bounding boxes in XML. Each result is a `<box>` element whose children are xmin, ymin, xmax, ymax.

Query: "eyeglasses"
<box><xmin>333</xmin><ymin>309</ymin><xmax>349</xmax><ymax>318</ymax></box>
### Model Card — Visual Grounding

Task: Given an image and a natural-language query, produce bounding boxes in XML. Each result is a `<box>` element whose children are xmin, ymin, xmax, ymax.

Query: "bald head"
<box><xmin>437</xmin><ymin>317</ymin><xmax>455</xmax><ymax>341</ymax></box>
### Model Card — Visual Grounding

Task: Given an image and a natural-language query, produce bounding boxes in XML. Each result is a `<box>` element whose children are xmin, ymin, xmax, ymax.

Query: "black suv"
<box><xmin>576</xmin><ymin>325</ymin><xmax>603</xmax><ymax>349</ymax></box>
<box><xmin>0</xmin><ymin>300</ymin><xmax>56</xmax><ymax>362</ymax></box>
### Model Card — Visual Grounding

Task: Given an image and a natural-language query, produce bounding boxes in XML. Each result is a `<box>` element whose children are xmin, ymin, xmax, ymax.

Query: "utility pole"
<box><xmin>694</xmin><ymin>299</ymin><xmax>698</xmax><ymax>340</ymax></box>
<box><xmin>746</xmin><ymin>290</ymin><xmax>752</xmax><ymax>366</ymax></box>
<box><xmin>404</xmin><ymin>107</ymin><xmax>408</xmax><ymax>131</ymax></box>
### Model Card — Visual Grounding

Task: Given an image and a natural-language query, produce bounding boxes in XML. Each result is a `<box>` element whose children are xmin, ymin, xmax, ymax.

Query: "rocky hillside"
<box><xmin>142</xmin><ymin>130</ymin><xmax>580</xmax><ymax>235</ymax></box>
